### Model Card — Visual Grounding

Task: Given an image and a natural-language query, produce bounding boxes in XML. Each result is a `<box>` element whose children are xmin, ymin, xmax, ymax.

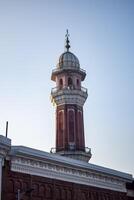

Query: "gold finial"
<box><xmin>65</xmin><ymin>29</ymin><xmax>70</xmax><ymax>51</ymax></box>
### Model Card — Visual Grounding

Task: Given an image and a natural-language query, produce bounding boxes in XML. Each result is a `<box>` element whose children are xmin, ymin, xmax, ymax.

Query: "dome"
<box><xmin>57</xmin><ymin>51</ymin><xmax>80</xmax><ymax>68</ymax></box>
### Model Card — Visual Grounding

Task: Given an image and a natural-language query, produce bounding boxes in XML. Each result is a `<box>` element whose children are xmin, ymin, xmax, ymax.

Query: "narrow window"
<box><xmin>77</xmin><ymin>79</ymin><xmax>80</xmax><ymax>87</ymax></box>
<box><xmin>58</xmin><ymin>111</ymin><xmax>64</xmax><ymax>148</ymax></box>
<box><xmin>68</xmin><ymin>77</ymin><xmax>72</xmax><ymax>86</ymax></box>
<box><xmin>69</xmin><ymin>110</ymin><xmax>75</xmax><ymax>142</ymax></box>
<box><xmin>59</xmin><ymin>78</ymin><xmax>63</xmax><ymax>89</ymax></box>
<box><xmin>78</xmin><ymin>111</ymin><xmax>84</xmax><ymax>150</ymax></box>
<box><xmin>8</xmin><ymin>180</ymin><xmax>14</xmax><ymax>192</ymax></box>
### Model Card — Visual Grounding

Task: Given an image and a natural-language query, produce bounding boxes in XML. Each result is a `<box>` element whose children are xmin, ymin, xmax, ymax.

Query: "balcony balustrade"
<box><xmin>50</xmin><ymin>146</ymin><xmax>91</xmax><ymax>154</ymax></box>
<box><xmin>51</xmin><ymin>86</ymin><xmax>87</xmax><ymax>95</ymax></box>
<box><xmin>52</xmin><ymin>66</ymin><xmax>86</xmax><ymax>74</ymax></box>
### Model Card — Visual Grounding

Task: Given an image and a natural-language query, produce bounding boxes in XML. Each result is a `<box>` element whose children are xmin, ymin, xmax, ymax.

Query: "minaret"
<box><xmin>51</xmin><ymin>31</ymin><xmax>91</xmax><ymax>162</ymax></box>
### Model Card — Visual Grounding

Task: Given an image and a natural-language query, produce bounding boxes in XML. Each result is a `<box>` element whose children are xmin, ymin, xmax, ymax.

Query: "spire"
<box><xmin>65</xmin><ymin>29</ymin><xmax>70</xmax><ymax>52</ymax></box>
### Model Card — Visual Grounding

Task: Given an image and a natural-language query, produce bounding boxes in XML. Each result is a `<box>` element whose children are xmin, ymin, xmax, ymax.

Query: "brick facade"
<box><xmin>2</xmin><ymin>161</ymin><xmax>129</xmax><ymax>200</ymax></box>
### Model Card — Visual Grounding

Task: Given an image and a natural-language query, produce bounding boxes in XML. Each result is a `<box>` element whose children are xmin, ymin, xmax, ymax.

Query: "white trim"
<box><xmin>10</xmin><ymin>146</ymin><xmax>133</xmax><ymax>181</ymax></box>
<box><xmin>11</xmin><ymin>156</ymin><xmax>127</xmax><ymax>193</ymax></box>
<box><xmin>58</xmin><ymin>110</ymin><xmax>64</xmax><ymax>148</ymax></box>
<box><xmin>52</xmin><ymin>90</ymin><xmax>88</xmax><ymax>107</ymax></box>
<box><xmin>9</xmin><ymin>146</ymin><xmax>133</xmax><ymax>193</ymax></box>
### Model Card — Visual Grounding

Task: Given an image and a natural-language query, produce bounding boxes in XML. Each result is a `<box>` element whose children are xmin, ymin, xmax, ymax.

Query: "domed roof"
<box><xmin>57</xmin><ymin>51</ymin><xmax>80</xmax><ymax>68</ymax></box>
<box><xmin>51</xmin><ymin>30</ymin><xmax>86</xmax><ymax>82</ymax></box>
<box><xmin>56</xmin><ymin>30</ymin><xmax>80</xmax><ymax>69</ymax></box>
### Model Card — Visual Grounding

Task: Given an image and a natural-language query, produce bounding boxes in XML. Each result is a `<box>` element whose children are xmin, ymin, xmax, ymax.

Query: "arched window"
<box><xmin>68</xmin><ymin>77</ymin><xmax>72</xmax><ymax>86</ymax></box>
<box><xmin>45</xmin><ymin>185</ymin><xmax>52</xmax><ymax>199</ymax></box>
<box><xmin>68</xmin><ymin>110</ymin><xmax>75</xmax><ymax>142</ymax></box>
<box><xmin>58</xmin><ymin>111</ymin><xmax>64</xmax><ymax>148</ymax></box>
<box><xmin>78</xmin><ymin>111</ymin><xmax>84</xmax><ymax>149</ymax></box>
<box><xmin>68</xmin><ymin>77</ymin><xmax>73</xmax><ymax>88</ymax></box>
<box><xmin>59</xmin><ymin>78</ymin><xmax>63</xmax><ymax>89</ymax></box>
<box><xmin>8</xmin><ymin>180</ymin><xmax>14</xmax><ymax>193</ymax></box>
<box><xmin>15</xmin><ymin>181</ymin><xmax>21</xmax><ymax>193</ymax></box>
<box><xmin>39</xmin><ymin>185</ymin><xmax>45</xmax><ymax>196</ymax></box>
<box><xmin>77</xmin><ymin>79</ymin><xmax>80</xmax><ymax>87</ymax></box>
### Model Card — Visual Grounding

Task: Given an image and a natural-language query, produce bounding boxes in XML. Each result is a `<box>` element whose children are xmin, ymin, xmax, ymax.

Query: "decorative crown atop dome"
<box><xmin>56</xmin><ymin>30</ymin><xmax>80</xmax><ymax>69</ymax></box>
<box><xmin>65</xmin><ymin>29</ymin><xmax>70</xmax><ymax>52</ymax></box>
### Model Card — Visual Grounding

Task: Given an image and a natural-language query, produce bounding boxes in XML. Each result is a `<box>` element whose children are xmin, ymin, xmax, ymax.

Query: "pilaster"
<box><xmin>0</xmin><ymin>135</ymin><xmax>11</xmax><ymax>200</ymax></box>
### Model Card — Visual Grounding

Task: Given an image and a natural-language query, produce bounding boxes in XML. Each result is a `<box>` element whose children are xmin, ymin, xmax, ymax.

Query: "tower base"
<box><xmin>51</xmin><ymin>148</ymin><xmax>92</xmax><ymax>162</ymax></box>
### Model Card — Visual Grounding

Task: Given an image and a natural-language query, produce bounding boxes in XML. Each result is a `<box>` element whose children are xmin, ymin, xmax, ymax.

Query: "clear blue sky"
<box><xmin>0</xmin><ymin>0</ymin><xmax>134</xmax><ymax>175</ymax></box>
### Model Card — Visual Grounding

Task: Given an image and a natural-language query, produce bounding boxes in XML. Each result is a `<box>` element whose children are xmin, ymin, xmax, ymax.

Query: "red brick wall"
<box><xmin>56</xmin><ymin>104</ymin><xmax>85</xmax><ymax>152</ymax></box>
<box><xmin>2</xmin><ymin>161</ymin><xmax>128</xmax><ymax>200</ymax></box>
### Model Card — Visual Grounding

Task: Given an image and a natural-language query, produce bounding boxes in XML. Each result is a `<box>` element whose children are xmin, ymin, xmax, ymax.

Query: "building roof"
<box><xmin>10</xmin><ymin>145</ymin><xmax>133</xmax><ymax>182</ymax></box>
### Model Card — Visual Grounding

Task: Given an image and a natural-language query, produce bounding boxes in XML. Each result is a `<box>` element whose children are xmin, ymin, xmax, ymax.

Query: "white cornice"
<box><xmin>11</xmin><ymin>156</ymin><xmax>126</xmax><ymax>192</ymax></box>
<box><xmin>9</xmin><ymin>146</ymin><xmax>133</xmax><ymax>193</ymax></box>
<box><xmin>52</xmin><ymin>94</ymin><xmax>87</xmax><ymax>107</ymax></box>
<box><xmin>51</xmin><ymin>89</ymin><xmax>88</xmax><ymax>107</ymax></box>
<box><xmin>10</xmin><ymin>146</ymin><xmax>133</xmax><ymax>180</ymax></box>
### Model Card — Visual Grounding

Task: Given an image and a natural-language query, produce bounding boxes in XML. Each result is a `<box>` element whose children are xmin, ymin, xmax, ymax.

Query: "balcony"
<box><xmin>51</xmin><ymin>86</ymin><xmax>88</xmax><ymax>106</ymax></box>
<box><xmin>51</xmin><ymin>86</ymin><xmax>88</xmax><ymax>95</ymax></box>
<box><xmin>50</xmin><ymin>146</ymin><xmax>91</xmax><ymax>154</ymax></box>
<box><xmin>50</xmin><ymin>146</ymin><xmax>92</xmax><ymax>162</ymax></box>
<box><xmin>52</xmin><ymin>66</ymin><xmax>86</xmax><ymax>74</ymax></box>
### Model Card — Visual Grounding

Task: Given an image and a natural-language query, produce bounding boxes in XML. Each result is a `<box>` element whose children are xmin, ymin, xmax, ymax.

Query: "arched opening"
<box><xmin>8</xmin><ymin>180</ymin><xmax>14</xmax><ymax>192</ymax></box>
<box><xmin>68</xmin><ymin>77</ymin><xmax>73</xmax><ymax>89</ymax></box>
<box><xmin>68</xmin><ymin>110</ymin><xmax>75</xmax><ymax>143</ymax></box>
<box><xmin>77</xmin><ymin>79</ymin><xmax>80</xmax><ymax>87</ymax></box>
<box><xmin>59</xmin><ymin>78</ymin><xmax>63</xmax><ymax>89</ymax></box>
<box><xmin>58</xmin><ymin>111</ymin><xmax>64</xmax><ymax>148</ymax></box>
<box><xmin>77</xmin><ymin>111</ymin><xmax>84</xmax><ymax>150</ymax></box>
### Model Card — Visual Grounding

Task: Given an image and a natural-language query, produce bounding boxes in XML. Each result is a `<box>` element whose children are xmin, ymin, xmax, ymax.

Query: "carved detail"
<box><xmin>10</xmin><ymin>157</ymin><xmax>126</xmax><ymax>193</ymax></box>
<box><xmin>3</xmin><ymin>171</ymin><xmax>128</xmax><ymax>200</ymax></box>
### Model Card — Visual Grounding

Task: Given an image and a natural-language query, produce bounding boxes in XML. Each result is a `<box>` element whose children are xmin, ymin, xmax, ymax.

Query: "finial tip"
<box><xmin>65</xmin><ymin>29</ymin><xmax>70</xmax><ymax>51</ymax></box>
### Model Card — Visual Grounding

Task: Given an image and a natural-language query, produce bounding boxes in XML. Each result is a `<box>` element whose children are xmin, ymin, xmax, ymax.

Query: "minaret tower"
<box><xmin>51</xmin><ymin>30</ymin><xmax>91</xmax><ymax>162</ymax></box>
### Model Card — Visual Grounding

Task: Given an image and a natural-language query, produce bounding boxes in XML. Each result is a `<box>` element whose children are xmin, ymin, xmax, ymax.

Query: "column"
<box><xmin>0</xmin><ymin>157</ymin><xmax>3</xmax><ymax>200</ymax></box>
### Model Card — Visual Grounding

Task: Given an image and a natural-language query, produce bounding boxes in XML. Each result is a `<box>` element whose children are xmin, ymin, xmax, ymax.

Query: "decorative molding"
<box><xmin>54</xmin><ymin>94</ymin><xmax>87</xmax><ymax>107</ymax></box>
<box><xmin>10</xmin><ymin>146</ymin><xmax>133</xmax><ymax>181</ymax></box>
<box><xmin>0</xmin><ymin>135</ymin><xmax>11</xmax><ymax>200</ymax></box>
<box><xmin>0</xmin><ymin>135</ymin><xmax>11</xmax><ymax>152</ymax></box>
<box><xmin>56</xmin><ymin>150</ymin><xmax>92</xmax><ymax>162</ymax></box>
<box><xmin>11</xmin><ymin>156</ymin><xmax>128</xmax><ymax>193</ymax></box>
<box><xmin>51</xmin><ymin>67</ymin><xmax>86</xmax><ymax>82</ymax></box>
<box><xmin>52</xmin><ymin>88</ymin><xmax>88</xmax><ymax>107</ymax></box>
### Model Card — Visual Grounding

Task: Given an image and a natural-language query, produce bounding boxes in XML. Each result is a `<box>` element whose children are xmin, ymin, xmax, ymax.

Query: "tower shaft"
<box><xmin>51</xmin><ymin>32</ymin><xmax>91</xmax><ymax>162</ymax></box>
<box><xmin>56</xmin><ymin>104</ymin><xmax>85</xmax><ymax>152</ymax></box>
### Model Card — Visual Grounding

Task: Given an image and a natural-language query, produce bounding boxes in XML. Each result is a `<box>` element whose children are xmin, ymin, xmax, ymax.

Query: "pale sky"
<box><xmin>0</xmin><ymin>0</ymin><xmax>134</xmax><ymax>175</ymax></box>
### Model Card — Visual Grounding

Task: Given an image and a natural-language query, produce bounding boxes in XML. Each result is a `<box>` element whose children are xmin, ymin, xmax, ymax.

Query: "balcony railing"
<box><xmin>51</xmin><ymin>86</ymin><xmax>88</xmax><ymax>94</ymax></box>
<box><xmin>50</xmin><ymin>146</ymin><xmax>91</xmax><ymax>154</ymax></box>
<box><xmin>81</xmin><ymin>86</ymin><xmax>87</xmax><ymax>93</ymax></box>
<box><xmin>52</xmin><ymin>67</ymin><xmax>86</xmax><ymax>74</ymax></box>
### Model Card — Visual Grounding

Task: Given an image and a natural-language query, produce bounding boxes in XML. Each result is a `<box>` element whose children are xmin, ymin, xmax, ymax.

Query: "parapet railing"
<box><xmin>50</xmin><ymin>146</ymin><xmax>91</xmax><ymax>154</ymax></box>
<box><xmin>51</xmin><ymin>86</ymin><xmax>88</xmax><ymax>94</ymax></box>
<box><xmin>52</xmin><ymin>66</ymin><xmax>86</xmax><ymax>74</ymax></box>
